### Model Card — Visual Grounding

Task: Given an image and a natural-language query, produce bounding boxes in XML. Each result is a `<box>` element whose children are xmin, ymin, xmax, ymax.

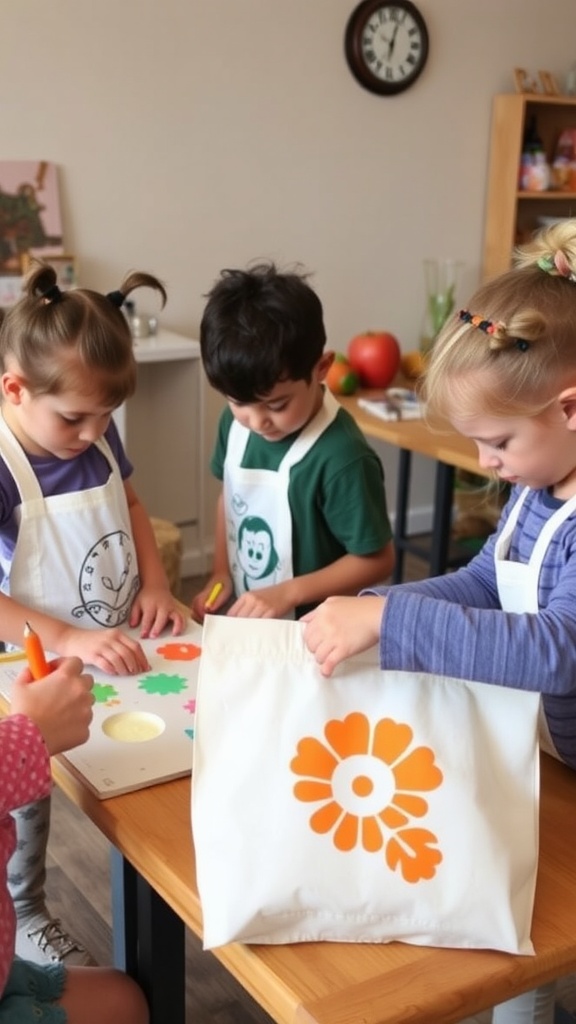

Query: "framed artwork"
<box><xmin>0</xmin><ymin>161</ymin><xmax>63</xmax><ymax>275</ymax></box>
<box><xmin>21</xmin><ymin>251</ymin><xmax>77</xmax><ymax>290</ymax></box>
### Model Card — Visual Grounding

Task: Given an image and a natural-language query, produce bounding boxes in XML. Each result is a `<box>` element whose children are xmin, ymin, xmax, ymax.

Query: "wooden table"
<box><xmin>338</xmin><ymin>392</ymin><xmax>489</xmax><ymax>582</ymax></box>
<box><xmin>50</xmin><ymin>751</ymin><xmax>576</xmax><ymax>1024</ymax></box>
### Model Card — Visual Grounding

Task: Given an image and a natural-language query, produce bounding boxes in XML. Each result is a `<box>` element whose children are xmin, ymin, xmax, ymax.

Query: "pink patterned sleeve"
<box><xmin>0</xmin><ymin>714</ymin><xmax>52</xmax><ymax>993</ymax></box>
<box><xmin>0</xmin><ymin>714</ymin><xmax>52</xmax><ymax>818</ymax></box>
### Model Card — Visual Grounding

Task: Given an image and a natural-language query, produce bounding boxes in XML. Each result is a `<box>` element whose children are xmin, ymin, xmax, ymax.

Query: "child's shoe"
<box><xmin>16</xmin><ymin>913</ymin><xmax>96</xmax><ymax>966</ymax></box>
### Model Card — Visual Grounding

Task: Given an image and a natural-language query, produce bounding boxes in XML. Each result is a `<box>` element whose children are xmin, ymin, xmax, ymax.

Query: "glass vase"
<box><xmin>419</xmin><ymin>258</ymin><xmax>463</xmax><ymax>356</ymax></box>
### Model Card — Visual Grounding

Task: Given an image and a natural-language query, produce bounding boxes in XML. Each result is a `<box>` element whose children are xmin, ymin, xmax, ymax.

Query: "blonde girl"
<box><xmin>304</xmin><ymin>220</ymin><xmax>576</xmax><ymax>1024</ymax></box>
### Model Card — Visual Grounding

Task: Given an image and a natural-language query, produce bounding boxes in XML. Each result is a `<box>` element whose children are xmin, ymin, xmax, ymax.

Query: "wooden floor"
<box><xmin>46</xmin><ymin>556</ymin><xmax>430</xmax><ymax>1024</ymax></box>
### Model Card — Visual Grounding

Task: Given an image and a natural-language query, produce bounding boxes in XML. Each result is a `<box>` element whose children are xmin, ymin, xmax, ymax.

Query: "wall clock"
<box><xmin>344</xmin><ymin>0</ymin><xmax>429</xmax><ymax>96</ymax></box>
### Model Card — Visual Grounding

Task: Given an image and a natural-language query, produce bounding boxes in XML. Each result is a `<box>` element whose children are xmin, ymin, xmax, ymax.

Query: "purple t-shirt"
<box><xmin>0</xmin><ymin>419</ymin><xmax>133</xmax><ymax>587</ymax></box>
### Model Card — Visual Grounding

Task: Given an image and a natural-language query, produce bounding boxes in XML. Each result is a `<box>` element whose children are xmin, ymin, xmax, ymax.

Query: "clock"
<box><xmin>344</xmin><ymin>0</ymin><xmax>429</xmax><ymax>96</ymax></box>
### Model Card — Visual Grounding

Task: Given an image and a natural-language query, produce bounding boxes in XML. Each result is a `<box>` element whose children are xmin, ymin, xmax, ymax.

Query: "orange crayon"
<box><xmin>24</xmin><ymin>621</ymin><xmax>49</xmax><ymax>680</ymax></box>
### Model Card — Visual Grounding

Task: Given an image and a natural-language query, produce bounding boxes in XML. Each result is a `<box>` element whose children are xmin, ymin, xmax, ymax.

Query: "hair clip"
<box><xmin>41</xmin><ymin>283</ymin><xmax>63</xmax><ymax>304</ymax></box>
<box><xmin>458</xmin><ymin>309</ymin><xmax>499</xmax><ymax>335</ymax></box>
<box><xmin>459</xmin><ymin>309</ymin><xmax>530</xmax><ymax>352</ymax></box>
<box><xmin>107</xmin><ymin>290</ymin><xmax>125</xmax><ymax>309</ymax></box>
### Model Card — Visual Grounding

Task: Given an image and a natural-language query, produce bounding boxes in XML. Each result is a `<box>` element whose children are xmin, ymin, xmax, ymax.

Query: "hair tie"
<box><xmin>538</xmin><ymin>251</ymin><xmax>576</xmax><ymax>283</ymax></box>
<box><xmin>107</xmin><ymin>290</ymin><xmax>125</xmax><ymax>309</ymax></box>
<box><xmin>459</xmin><ymin>309</ymin><xmax>500</xmax><ymax>335</ymax></box>
<box><xmin>459</xmin><ymin>309</ymin><xmax>529</xmax><ymax>352</ymax></box>
<box><xmin>42</xmin><ymin>283</ymin><xmax>63</xmax><ymax>304</ymax></box>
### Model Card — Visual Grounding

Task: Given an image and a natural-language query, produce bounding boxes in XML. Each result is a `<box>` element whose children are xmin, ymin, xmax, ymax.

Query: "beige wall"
<box><xmin>2</xmin><ymin>0</ymin><xmax>576</xmax><ymax>549</ymax></box>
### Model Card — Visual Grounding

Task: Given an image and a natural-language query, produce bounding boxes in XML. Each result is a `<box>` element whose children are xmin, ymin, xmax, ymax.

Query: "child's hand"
<box><xmin>11</xmin><ymin>657</ymin><xmax>94</xmax><ymax>755</ymax></box>
<box><xmin>60</xmin><ymin>626</ymin><xmax>151</xmax><ymax>676</ymax></box>
<box><xmin>191</xmin><ymin>576</ymin><xmax>232</xmax><ymax>623</ymax></box>
<box><xmin>227</xmin><ymin>583</ymin><xmax>293</xmax><ymax>619</ymax></box>
<box><xmin>302</xmin><ymin>596</ymin><xmax>385</xmax><ymax>678</ymax></box>
<box><xmin>129</xmin><ymin>586</ymin><xmax>186</xmax><ymax>638</ymax></box>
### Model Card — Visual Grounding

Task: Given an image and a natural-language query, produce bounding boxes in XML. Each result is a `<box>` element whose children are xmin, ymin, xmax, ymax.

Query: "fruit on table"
<box><xmin>401</xmin><ymin>350</ymin><xmax>426</xmax><ymax>381</ymax></box>
<box><xmin>326</xmin><ymin>353</ymin><xmax>360</xmax><ymax>395</ymax></box>
<box><xmin>347</xmin><ymin>331</ymin><xmax>401</xmax><ymax>389</ymax></box>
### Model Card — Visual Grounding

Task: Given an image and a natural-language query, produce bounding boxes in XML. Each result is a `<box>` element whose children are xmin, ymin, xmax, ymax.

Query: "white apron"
<box><xmin>494</xmin><ymin>485</ymin><xmax>576</xmax><ymax>758</ymax></box>
<box><xmin>223</xmin><ymin>390</ymin><xmax>339</xmax><ymax>615</ymax></box>
<box><xmin>0</xmin><ymin>413</ymin><xmax>139</xmax><ymax>628</ymax></box>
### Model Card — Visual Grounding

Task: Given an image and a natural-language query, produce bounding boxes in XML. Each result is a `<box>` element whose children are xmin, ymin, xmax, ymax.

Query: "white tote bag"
<box><xmin>192</xmin><ymin>616</ymin><xmax>540</xmax><ymax>953</ymax></box>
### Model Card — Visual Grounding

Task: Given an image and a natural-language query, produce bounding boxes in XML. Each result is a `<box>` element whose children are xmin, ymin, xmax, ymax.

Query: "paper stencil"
<box><xmin>0</xmin><ymin>624</ymin><xmax>203</xmax><ymax>799</ymax></box>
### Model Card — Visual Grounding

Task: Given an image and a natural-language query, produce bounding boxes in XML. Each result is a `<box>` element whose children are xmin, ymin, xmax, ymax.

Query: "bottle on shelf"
<box><xmin>551</xmin><ymin>128</ymin><xmax>576</xmax><ymax>192</ymax></box>
<box><xmin>519</xmin><ymin>115</ymin><xmax>550</xmax><ymax>192</ymax></box>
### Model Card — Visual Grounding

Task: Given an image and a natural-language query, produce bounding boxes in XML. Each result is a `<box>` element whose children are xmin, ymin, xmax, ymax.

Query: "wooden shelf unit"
<box><xmin>482</xmin><ymin>93</ymin><xmax>576</xmax><ymax>281</ymax></box>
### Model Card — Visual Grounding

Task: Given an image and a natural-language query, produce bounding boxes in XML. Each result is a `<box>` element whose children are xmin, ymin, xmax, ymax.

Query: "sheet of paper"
<box><xmin>358</xmin><ymin>388</ymin><xmax>424</xmax><ymax>421</ymax></box>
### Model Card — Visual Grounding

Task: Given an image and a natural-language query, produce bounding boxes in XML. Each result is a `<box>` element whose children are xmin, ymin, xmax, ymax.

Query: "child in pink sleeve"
<box><xmin>0</xmin><ymin>659</ymin><xmax>148</xmax><ymax>1024</ymax></box>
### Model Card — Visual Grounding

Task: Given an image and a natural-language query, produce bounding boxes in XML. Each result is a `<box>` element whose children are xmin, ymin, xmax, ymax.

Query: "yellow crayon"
<box><xmin>205</xmin><ymin>582</ymin><xmax>223</xmax><ymax>609</ymax></box>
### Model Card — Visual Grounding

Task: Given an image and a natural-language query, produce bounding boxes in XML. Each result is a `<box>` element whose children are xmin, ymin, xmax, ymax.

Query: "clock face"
<box><xmin>345</xmin><ymin>0</ymin><xmax>429</xmax><ymax>95</ymax></box>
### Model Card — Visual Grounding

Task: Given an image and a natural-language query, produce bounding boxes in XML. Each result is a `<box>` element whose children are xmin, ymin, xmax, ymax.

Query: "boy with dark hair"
<box><xmin>192</xmin><ymin>262</ymin><xmax>394</xmax><ymax>621</ymax></box>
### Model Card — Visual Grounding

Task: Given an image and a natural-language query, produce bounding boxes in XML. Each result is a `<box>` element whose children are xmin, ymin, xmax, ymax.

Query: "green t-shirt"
<box><xmin>211</xmin><ymin>403</ymin><xmax>392</xmax><ymax>614</ymax></box>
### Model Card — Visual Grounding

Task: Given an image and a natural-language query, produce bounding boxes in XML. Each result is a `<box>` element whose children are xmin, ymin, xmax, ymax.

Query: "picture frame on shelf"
<box><xmin>513</xmin><ymin>68</ymin><xmax>539</xmax><ymax>94</ymax></box>
<box><xmin>513</xmin><ymin>67</ymin><xmax>561</xmax><ymax>97</ymax></box>
<box><xmin>20</xmin><ymin>252</ymin><xmax>77</xmax><ymax>290</ymax></box>
<box><xmin>538</xmin><ymin>70</ymin><xmax>560</xmax><ymax>96</ymax></box>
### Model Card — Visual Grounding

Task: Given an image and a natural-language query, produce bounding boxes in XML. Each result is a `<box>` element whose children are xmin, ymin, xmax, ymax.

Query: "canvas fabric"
<box><xmin>192</xmin><ymin>617</ymin><xmax>540</xmax><ymax>953</ymax></box>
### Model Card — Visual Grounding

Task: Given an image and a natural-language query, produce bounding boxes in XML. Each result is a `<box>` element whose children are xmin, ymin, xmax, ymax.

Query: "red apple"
<box><xmin>347</xmin><ymin>331</ymin><xmax>401</xmax><ymax>389</ymax></box>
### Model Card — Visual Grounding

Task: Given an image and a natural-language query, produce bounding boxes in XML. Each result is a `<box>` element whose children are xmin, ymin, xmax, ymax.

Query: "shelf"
<box><xmin>132</xmin><ymin>328</ymin><xmax>200</xmax><ymax>364</ymax></box>
<box><xmin>517</xmin><ymin>190</ymin><xmax>576</xmax><ymax>200</ymax></box>
<box><xmin>482</xmin><ymin>93</ymin><xmax>576</xmax><ymax>279</ymax></box>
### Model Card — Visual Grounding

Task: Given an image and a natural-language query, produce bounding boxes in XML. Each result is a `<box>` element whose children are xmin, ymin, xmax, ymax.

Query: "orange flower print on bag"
<box><xmin>290</xmin><ymin>712</ymin><xmax>443</xmax><ymax>883</ymax></box>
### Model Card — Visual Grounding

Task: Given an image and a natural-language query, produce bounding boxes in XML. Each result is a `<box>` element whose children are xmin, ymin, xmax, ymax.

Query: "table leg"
<box><xmin>429</xmin><ymin>462</ymin><xmax>455</xmax><ymax>577</ymax></box>
<box><xmin>110</xmin><ymin>847</ymin><xmax>138</xmax><ymax>974</ymax></box>
<box><xmin>392</xmin><ymin>448</ymin><xmax>411</xmax><ymax>584</ymax></box>
<box><xmin>110</xmin><ymin>847</ymin><xmax>186</xmax><ymax>1024</ymax></box>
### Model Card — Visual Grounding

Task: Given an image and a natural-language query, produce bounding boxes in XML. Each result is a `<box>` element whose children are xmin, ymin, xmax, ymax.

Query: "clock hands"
<box><xmin>378</xmin><ymin>21</ymin><xmax>401</xmax><ymax>61</ymax></box>
<box><xmin>387</xmin><ymin>22</ymin><xmax>400</xmax><ymax>60</ymax></box>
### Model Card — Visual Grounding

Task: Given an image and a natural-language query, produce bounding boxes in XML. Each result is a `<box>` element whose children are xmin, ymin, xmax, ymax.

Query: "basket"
<box><xmin>150</xmin><ymin>517</ymin><xmax>182</xmax><ymax>597</ymax></box>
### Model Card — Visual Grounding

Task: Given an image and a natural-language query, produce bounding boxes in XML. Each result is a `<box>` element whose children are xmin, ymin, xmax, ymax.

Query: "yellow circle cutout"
<box><xmin>102</xmin><ymin>711</ymin><xmax>165</xmax><ymax>743</ymax></box>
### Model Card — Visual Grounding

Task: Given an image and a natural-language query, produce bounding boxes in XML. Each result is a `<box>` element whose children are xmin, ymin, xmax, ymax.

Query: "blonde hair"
<box><xmin>422</xmin><ymin>220</ymin><xmax>576</xmax><ymax>420</ymax></box>
<box><xmin>0</xmin><ymin>260</ymin><xmax>166</xmax><ymax>407</ymax></box>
